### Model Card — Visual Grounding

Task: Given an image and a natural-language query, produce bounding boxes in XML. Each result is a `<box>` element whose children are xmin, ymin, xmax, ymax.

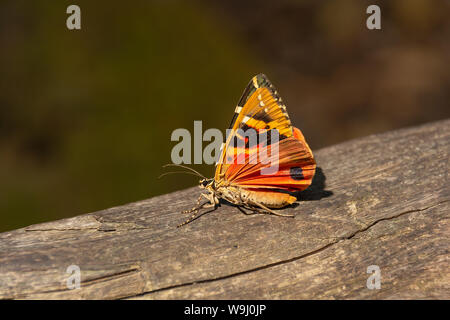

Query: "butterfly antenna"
<box><xmin>158</xmin><ymin>171</ymin><xmax>204</xmax><ymax>179</ymax></box>
<box><xmin>162</xmin><ymin>164</ymin><xmax>206</xmax><ymax>179</ymax></box>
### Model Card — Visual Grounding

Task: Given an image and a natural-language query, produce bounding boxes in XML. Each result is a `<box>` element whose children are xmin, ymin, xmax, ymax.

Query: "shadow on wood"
<box><xmin>297</xmin><ymin>167</ymin><xmax>334</xmax><ymax>201</ymax></box>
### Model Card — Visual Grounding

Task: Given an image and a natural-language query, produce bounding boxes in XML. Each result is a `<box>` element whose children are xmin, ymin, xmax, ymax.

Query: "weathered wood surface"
<box><xmin>0</xmin><ymin>119</ymin><xmax>449</xmax><ymax>300</ymax></box>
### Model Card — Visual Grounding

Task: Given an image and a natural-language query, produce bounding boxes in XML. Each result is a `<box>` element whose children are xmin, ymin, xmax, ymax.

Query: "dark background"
<box><xmin>1</xmin><ymin>0</ymin><xmax>449</xmax><ymax>232</ymax></box>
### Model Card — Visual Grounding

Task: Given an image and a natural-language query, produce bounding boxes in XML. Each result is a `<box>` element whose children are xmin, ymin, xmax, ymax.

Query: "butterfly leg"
<box><xmin>182</xmin><ymin>194</ymin><xmax>203</xmax><ymax>214</ymax></box>
<box><xmin>178</xmin><ymin>192</ymin><xmax>217</xmax><ymax>227</ymax></box>
<box><xmin>177</xmin><ymin>201</ymin><xmax>217</xmax><ymax>227</ymax></box>
<box><xmin>178</xmin><ymin>204</ymin><xmax>206</xmax><ymax>227</ymax></box>
<box><xmin>178</xmin><ymin>210</ymin><xmax>200</xmax><ymax>227</ymax></box>
<box><xmin>250</xmin><ymin>201</ymin><xmax>294</xmax><ymax>218</ymax></box>
<box><xmin>237</xmin><ymin>206</ymin><xmax>258</xmax><ymax>215</ymax></box>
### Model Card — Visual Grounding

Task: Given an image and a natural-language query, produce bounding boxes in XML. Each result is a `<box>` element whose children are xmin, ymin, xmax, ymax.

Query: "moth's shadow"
<box><xmin>296</xmin><ymin>167</ymin><xmax>333</xmax><ymax>201</ymax></box>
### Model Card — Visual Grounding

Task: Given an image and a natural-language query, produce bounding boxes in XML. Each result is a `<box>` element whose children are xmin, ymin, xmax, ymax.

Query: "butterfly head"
<box><xmin>199</xmin><ymin>178</ymin><xmax>215</xmax><ymax>190</ymax></box>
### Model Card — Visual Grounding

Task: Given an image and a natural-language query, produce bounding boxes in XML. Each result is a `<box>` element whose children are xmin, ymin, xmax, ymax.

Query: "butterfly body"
<box><xmin>177</xmin><ymin>74</ymin><xmax>316</xmax><ymax>227</ymax></box>
<box><xmin>199</xmin><ymin>180</ymin><xmax>297</xmax><ymax>210</ymax></box>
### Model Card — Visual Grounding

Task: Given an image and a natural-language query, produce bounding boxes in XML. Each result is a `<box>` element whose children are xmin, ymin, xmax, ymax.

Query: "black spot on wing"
<box><xmin>252</xmin><ymin>111</ymin><xmax>273</xmax><ymax>124</ymax></box>
<box><xmin>290</xmin><ymin>167</ymin><xmax>304</xmax><ymax>180</ymax></box>
<box><xmin>240</xmin><ymin>123</ymin><xmax>252</xmax><ymax>131</ymax></box>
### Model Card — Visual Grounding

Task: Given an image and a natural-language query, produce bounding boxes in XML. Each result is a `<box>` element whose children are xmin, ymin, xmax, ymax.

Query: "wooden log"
<box><xmin>0</xmin><ymin>119</ymin><xmax>449</xmax><ymax>299</ymax></box>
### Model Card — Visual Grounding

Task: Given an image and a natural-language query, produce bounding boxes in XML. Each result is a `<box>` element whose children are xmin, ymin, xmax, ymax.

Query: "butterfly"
<box><xmin>164</xmin><ymin>74</ymin><xmax>316</xmax><ymax>227</ymax></box>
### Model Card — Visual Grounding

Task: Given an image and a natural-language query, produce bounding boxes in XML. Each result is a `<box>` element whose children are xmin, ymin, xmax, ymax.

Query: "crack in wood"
<box><xmin>10</xmin><ymin>267</ymin><xmax>143</xmax><ymax>299</ymax></box>
<box><xmin>123</xmin><ymin>200</ymin><xmax>448</xmax><ymax>299</ymax></box>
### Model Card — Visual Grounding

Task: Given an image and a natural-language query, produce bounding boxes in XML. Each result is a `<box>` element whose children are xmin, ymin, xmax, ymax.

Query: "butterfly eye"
<box><xmin>200</xmin><ymin>179</ymin><xmax>213</xmax><ymax>188</ymax></box>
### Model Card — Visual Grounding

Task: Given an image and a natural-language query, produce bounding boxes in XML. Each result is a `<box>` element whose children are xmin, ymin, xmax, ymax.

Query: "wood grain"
<box><xmin>0</xmin><ymin>119</ymin><xmax>449</xmax><ymax>299</ymax></box>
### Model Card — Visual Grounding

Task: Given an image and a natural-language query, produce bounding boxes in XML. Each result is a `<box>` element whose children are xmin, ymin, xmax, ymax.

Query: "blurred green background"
<box><xmin>1</xmin><ymin>0</ymin><xmax>449</xmax><ymax>232</ymax></box>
